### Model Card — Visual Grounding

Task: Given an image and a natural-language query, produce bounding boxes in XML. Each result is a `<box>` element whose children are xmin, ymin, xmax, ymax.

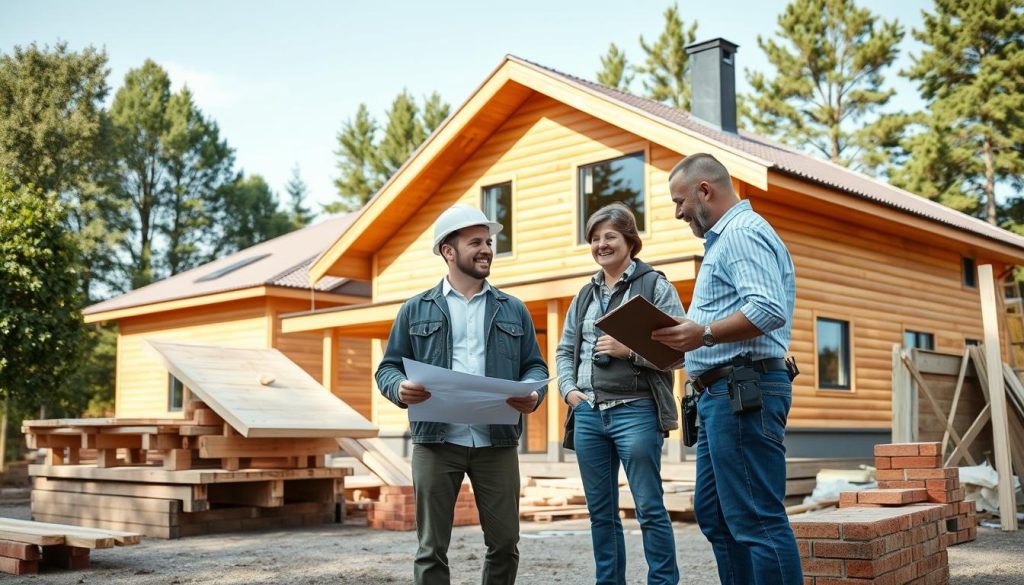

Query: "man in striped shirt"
<box><xmin>652</xmin><ymin>153</ymin><xmax>801</xmax><ymax>585</ymax></box>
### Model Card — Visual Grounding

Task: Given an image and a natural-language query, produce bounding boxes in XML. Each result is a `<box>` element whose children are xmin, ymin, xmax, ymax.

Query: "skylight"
<box><xmin>194</xmin><ymin>253</ymin><xmax>272</xmax><ymax>283</ymax></box>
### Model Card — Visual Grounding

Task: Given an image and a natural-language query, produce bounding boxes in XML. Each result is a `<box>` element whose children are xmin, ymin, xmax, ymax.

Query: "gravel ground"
<box><xmin>1</xmin><ymin>502</ymin><xmax>1022</xmax><ymax>584</ymax></box>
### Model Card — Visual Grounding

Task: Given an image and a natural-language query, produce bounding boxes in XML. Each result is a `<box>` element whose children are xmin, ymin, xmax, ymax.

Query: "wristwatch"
<box><xmin>702</xmin><ymin>324</ymin><xmax>716</xmax><ymax>347</ymax></box>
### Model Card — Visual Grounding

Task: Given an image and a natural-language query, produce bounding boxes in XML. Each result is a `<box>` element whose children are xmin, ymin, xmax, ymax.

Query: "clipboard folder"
<box><xmin>594</xmin><ymin>295</ymin><xmax>684</xmax><ymax>370</ymax></box>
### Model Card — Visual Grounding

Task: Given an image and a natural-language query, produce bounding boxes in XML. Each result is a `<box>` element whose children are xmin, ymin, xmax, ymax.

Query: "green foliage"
<box><xmin>329</xmin><ymin>92</ymin><xmax>450</xmax><ymax>213</ymax></box>
<box><xmin>0</xmin><ymin>176</ymin><xmax>85</xmax><ymax>407</ymax></box>
<box><xmin>597</xmin><ymin>43</ymin><xmax>634</xmax><ymax>91</ymax></box>
<box><xmin>636</xmin><ymin>3</ymin><xmax>698</xmax><ymax>109</ymax></box>
<box><xmin>743</xmin><ymin>0</ymin><xmax>904</xmax><ymax>168</ymax></box>
<box><xmin>216</xmin><ymin>174</ymin><xmax>294</xmax><ymax>251</ymax></box>
<box><xmin>0</xmin><ymin>42</ymin><xmax>118</xmax><ymax>303</ymax></box>
<box><xmin>894</xmin><ymin>0</ymin><xmax>1024</xmax><ymax>226</ymax></box>
<box><xmin>285</xmin><ymin>164</ymin><xmax>316</xmax><ymax>228</ymax></box>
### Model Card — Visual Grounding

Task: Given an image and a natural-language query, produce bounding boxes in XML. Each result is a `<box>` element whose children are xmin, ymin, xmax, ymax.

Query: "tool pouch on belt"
<box><xmin>681</xmin><ymin>382</ymin><xmax>699</xmax><ymax>447</ymax></box>
<box><xmin>728</xmin><ymin>354</ymin><xmax>763</xmax><ymax>414</ymax></box>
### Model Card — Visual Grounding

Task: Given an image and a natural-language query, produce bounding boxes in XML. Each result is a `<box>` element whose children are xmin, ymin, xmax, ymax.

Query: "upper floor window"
<box><xmin>817</xmin><ymin>318</ymin><xmax>851</xmax><ymax>390</ymax></box>
<box><xmin>481</xmin><ymin>182</ymin><xmax>513</xmax><ymax>255</ymax></box>
<box><xmin>904</xmin><ymin>330</ymin><xmax>935</xmax><ymax>351</ymax></box>
<box><xmin>168</xmin><ymin>374</ymin><xmax>184</xmax><ymax>412</ymax></box>
<box><xmin>962</xmin><ymin>257</ymin><xmax>976</xmax><ymax>288</ymax></box>
<box><xmin>578</xmin><ymin>152</ymin><xmax>645</xmax><ymax>243</ymax></box>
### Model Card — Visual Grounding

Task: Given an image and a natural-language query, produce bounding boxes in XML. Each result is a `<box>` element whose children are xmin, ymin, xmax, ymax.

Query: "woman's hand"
<box><xmin>567</xmin><ymin>389</ymin><xmax>588</xmax><ymax>407</ymax></box>
<box><xmin>595</xmin><ymin>335</ymin><xmax>632</xmax><ymax>359</ymax></box>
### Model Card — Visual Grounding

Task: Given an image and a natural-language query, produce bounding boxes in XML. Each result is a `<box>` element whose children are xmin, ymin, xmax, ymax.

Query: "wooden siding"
<box><xmin>116</xmin><ymin>299</ymin><xmax>269</xmax><ymax>418</ymax></box>
<box><xmin>361</xmin><ymin>89</ymin><xmax>1004</xmax><ymax>432</ymax></box>
<box><xmin>373</xmin><ymin>94</ymin><xmax>702</xmax><ymax>301</ymax></box>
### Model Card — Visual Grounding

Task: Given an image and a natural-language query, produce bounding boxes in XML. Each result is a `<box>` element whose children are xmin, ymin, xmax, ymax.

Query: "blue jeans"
<box><xmin>574</xmin><ymin>398</ymin><xmax>679</xmax><ymax>585</ymax></box>
<box><xmin>693</xmin><ymin>370</ymin><xmax>802</xmax><ymax>585</ymax></box>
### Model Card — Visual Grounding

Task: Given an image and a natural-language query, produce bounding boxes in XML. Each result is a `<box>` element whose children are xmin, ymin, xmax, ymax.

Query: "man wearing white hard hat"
<box><xmin>376</xmin><ymin>204</ymin><xmax>548</xmax><ymax>585</ymax></box>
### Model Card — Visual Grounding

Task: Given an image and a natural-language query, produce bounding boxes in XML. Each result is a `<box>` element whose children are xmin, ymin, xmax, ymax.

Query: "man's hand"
<box><xmin>566</xmin><ymin>389</ymin><xmax>588</xmax><ymax>408</ymax></box>
<box><xmin>595</xmin><ymin>335</ymin><xmax>631</xmax><ymax>358</ymax></box>
<box><xmin>507</xmin><ymin>391</ymin><xmax>539</xmax><ymax>414</ymax></box>
<box><xmin>651</xmin><ymin>317</ymin><xmax>705</xmax><ymax>352</ymax></box>
<box><xmin>398</xmin><ymin>380</ymin><xmax>431</xmax><ymax>405</ymax></box>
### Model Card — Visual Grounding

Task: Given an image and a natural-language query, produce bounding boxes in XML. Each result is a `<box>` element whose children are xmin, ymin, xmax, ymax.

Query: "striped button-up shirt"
<box><xmin>441</xmin><ymin>277</ymin><xmax>492</xmax><ymax>448</ymax></box>
<box><xmin>684</xmin><ymin>200</ymin><xmax>795</xmax><ymax>377</ymax></box>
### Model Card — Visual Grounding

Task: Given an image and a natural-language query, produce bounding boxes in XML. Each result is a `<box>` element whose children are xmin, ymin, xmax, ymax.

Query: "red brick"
<box><xmin>875</xmin><ymin>456</ymin><xmax>892</xmax><ymax>470</ymax></box>
<box><xmin>798</xmin><ymin>539</ymin><xmax>811</xmax><ymax>558</ymax></box>
<box><xmin>857</xmin><ymin>488</ymin><xmax>928</xmax><ymax>506</ymax></box>
<box><xmin>917</xmin><ymin>443</ymin><xmax>941</xmax><ymax>456</ymax></box>
<box><xmin>891</xmin><ymin>455</ymin><xmax>942</xmax><ymax>469</ymax></box>
<box><xmin>875</xmin><ymin>443</ymin><xmax>928</xmax><ymax>457</ymax></box>
<box><xmin>803</xmin><ymin>558</ymin><xmax>843</xmax><ymax>577</ymax></box>
<box><xmin>812</xmin><ymin>539</ymin><xmax>885</xmax><ymax>560</ymax></box>
<box><xmin>875</xmin><ymin>469</ymin><xmax>908</xmax><ymax>481</ymax></box>
<box><xmin>877</xmin><ymin>480</ymin><xmax>927</xmax><ymax>490</ymax></box>
<box><xmin>839</xmin><ymin>491</ymin><xmax>860</xmax><ymax>508</ymax></box>
<box><xmin>380</xmin><ymin>485</ymin><xmax>415</xmax><ymax>495</ymax></box>
<box><xmin>792</xmin><ymin>521</ymin><xmax>841</xmax><ymax>539</ymax></box>
<box><xmin>845</xmin><ymin>548</ymin><xmax>913</xmax><ymax>578</ymax></box>
<box><xmin>905</xmin><ymin>468</ymin><xmax>958</xmax><ymax>480</ymax></box>
<box><xmin>384</xmin><ymin>493</ymin><xmax>415</xmax><ymax>504</ymax></box>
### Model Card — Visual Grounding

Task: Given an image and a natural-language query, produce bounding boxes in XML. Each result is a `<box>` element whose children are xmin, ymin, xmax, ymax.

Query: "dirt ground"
<box><xmin>1</xmin><ymin>501</ymin><xmax>1022</xmax><ymax>584</ymax></box>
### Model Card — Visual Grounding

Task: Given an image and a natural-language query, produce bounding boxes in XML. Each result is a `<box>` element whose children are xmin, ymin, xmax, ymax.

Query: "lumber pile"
<box><xmin>0</xmin><ymin>517</ymin><xmax>141</xmax><ymax>575</ymax></box>
<box><xmin>24</xmin><ymin>402</ymin><xmax>351</xmax><ymax>538</ymax></box>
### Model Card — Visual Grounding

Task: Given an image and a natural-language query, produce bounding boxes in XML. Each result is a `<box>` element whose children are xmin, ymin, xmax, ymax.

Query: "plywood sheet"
<box><xmin>144</xmin><ymin>340</ymin><xmax>377</xmax><ymax>438</ymax></box>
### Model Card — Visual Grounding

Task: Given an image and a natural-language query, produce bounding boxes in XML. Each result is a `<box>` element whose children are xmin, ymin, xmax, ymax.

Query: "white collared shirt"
<box><xmin>442</xmin><ymin>277</ymin><xmax>492</xmax><ymax>447</ymax></box>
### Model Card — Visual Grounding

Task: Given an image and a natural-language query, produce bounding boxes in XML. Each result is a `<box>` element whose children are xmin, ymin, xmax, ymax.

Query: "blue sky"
<box><xmin>3</xmin><ymin>0</ymin><xmax>931</xmax><ymax>214</ymax></box>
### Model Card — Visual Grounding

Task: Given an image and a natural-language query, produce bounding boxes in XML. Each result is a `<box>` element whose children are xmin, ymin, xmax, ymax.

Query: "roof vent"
<box><xmin>195</xmin><ymin>253</ymin><xmax>271</xmax><ymax>283</ymax></box>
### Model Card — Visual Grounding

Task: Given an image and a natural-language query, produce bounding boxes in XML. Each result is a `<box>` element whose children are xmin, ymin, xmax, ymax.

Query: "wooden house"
<box><xmin>83</xmin><ymin>215</ymin><xmax>374</xmax><ymax>421</ymax></box>
<box><xmin>279</xmin><ymin>39</ymin><xmax>1024</xmax><ymax>459</ymax></box>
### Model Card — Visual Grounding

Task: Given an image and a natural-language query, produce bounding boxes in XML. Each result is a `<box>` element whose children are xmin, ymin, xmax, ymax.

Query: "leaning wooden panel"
<box><xmin>144</xmin><ymin>340</ymin><xmax>378</xmax><ymax>438</ymax></box>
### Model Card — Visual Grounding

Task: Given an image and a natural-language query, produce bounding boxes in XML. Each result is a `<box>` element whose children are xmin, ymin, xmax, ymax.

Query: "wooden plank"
<box><xmin>33</xmin><ymin>477</ymin><xmax>207</xmax><ymax>513</ymax></box>
<box><xmin>30</xmin><ymin>464</ymin><xmax>351</xmax><ymax>485</ymax></box>
<box><xmin>206</xmin><ymin>480</ymin><xmax>283</xmax><ymax>507</ymax></box>
<box><xmin>978</xmin><ymin>264</ymin><xmax>1019</xmax><ymax>531</ymax></box>
<box><xmin>198</xmin><ymin>436</ymin><xmax>339</xmax><ymax>458</ymax></box>
<box><xmin>892</xmin><ymin>344</ymin><xmax>914</xmax><ymax>443</ymax></box>
<box><xmin>0</xmin><ymin>518</ymin><xmax>115</xmax><ymax>549</ymax></box>
<box><xmin>32</xmin><ymin>490</ymin><xmax>182</xmax><ymax>514</ymax></box>
<box><xmin>337</xmin><ymin>437</ymin><xmax>412</xmax><ymax>486</ymax></box>
<box><xmin>0</xmin><ymin>539</ymin><xmax>41</xmax><ymax>560</ymax></box>
<box><xmin>32</xmin><ymin>500</ymin><xmax>176</xmax><ymax>528</ymax></box>
<box><xmin>0</xmin><ymin>556</ymin><xmax>37</xmax><ymax>575</ymax></box>
<box><xmin>144</xmin><ymin>340</ymin><xmax>379</xmax><ymax>438</ymax></box>
<box><xmin>23</xmin><ymin>418</ymin><xmax>186</xmax><ymax>428</ymax></box>
<box><xmin>901</xmin><ymin>353</ymin><xmax>976</xmax><ymax>465</ymax></box>
<box><xmin>179</xmin><ymin>425</ymin><xmax>222</xmax><ymax>436</ymax></box>
<box><xmin>941</xmin><ymin>348</ymin><xmax>971</xmax><ymax>457</ymax></box>
<box><xmin>163</xmin><ymin>449</ymin><xmax>192</xmax><ymax>471</ymax></box>
<box><xmin>945</xmin><ymin>404</ymin><xmax>991</xmax><ymax>467</ymax></box>
<box><xmin>29</xmin><ymin>513</ymin><xmax>176</xmax><ymax>540</ymax></box>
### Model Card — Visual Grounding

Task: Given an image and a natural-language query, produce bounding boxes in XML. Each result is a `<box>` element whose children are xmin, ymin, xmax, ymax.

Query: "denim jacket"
<box><xmin>375</xmin><ymin>280</ymin><xmax>549</xmax><ymax>447</ymax></box>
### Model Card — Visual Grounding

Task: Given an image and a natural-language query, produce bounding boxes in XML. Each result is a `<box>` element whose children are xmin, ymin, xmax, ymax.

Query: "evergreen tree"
<box><xmin>636</xmin><ymin>4</ymin><xmax>698</xmax><ymax>109</ymax></box>
<box><xmin>216</xmin><ymin>174</ymin><xmax>293</xmax><ymax>251</ymax></box>
<box><xmin>285</xmin><ymin>164</ymin><xmax>315</xmax><ymax>227</ymax></box>
<box><xmin>328</xmin><ymin>103</ymin><xmax>380</xmax><ymax>213</ymax></box>
<box><xmin>897</xmin><ymin>0</ymin><xmax>1024</xmax><ymax>226</ymax></box>
<box><xmin>597</xmin><ymin>43</ymin><xmax>634</xmax><ymax>91</ymax></box>
<box><xmin>743</xmin><ymin>0</ymin><xmax>904</xmax><ymax>168</ymax></box>
<box><xmin>422</xmin><ymin>91</ymin><xmax>451</xmax><ymax>134</ymax></box>
<box><xmin>375</xmin><ymin>90</ymin><xmax>425</xmax><ymax>179</ymax></box>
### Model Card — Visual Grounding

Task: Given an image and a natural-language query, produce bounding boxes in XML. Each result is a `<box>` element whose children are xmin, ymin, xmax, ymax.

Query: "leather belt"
<box><xmin>691</xmin><ymin>357</ymin><xmax>788</xmax><ymax>393</ymax></box>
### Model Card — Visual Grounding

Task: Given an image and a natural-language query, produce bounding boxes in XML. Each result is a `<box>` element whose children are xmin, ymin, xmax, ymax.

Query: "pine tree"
<box><xmin>897</xmin><ymin>0</ymin><xmax>1024</xmax><ymax>226</ymax></box>
<box><xmin>327</xmin><ymin>103</ymin><xmax>380</xmax><ymax>213</ymax></box>
<box><xmin>421</xmin><ymin>92</ymin><xmax>451</xmax><ymax>135</ymax></box>
<box><xmin>597</xmin><ymin>43</ymin><xmax>634</xmax><ymax>91</ymax></box>
<box><xmin>375</xmin><ymin>90</ymin><xmax>425</xmax><ymax>179</ymax></box>
<box><xmin>285</xmin><ymin>164</ymin><xmax>315</xmax><ymax>227</ymax></box>
<box><xmin>743</xmin><ymin>0</ymin><xmax>904</xmax><ymax>168</ymax></box>
<box><xmin>636</xmin><ymin>4</ymin><xmax>698</xmax><ymax>109</ymax></box>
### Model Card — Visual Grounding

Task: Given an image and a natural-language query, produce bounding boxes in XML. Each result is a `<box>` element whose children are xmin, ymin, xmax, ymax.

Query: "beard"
<box><xmin>453</xmin><ymin>248</ymin><xmax>491</xmax><ymax>280</ymax></box>
<box><xmin>690</xmin><ymin>197</ymin><xmax>713</xmax><ymax>238</ymax></box>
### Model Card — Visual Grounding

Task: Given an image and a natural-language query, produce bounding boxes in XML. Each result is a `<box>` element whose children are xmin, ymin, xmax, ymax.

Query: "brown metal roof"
<box><xmin>84</xmin><ymin>214</ymin><xmax>358</xmax><ymax>316</ymax></box>
<box><xmin>510</xmin><ymin>56</ymin><xmax>1024</xmax><ymax>252</ymax></box>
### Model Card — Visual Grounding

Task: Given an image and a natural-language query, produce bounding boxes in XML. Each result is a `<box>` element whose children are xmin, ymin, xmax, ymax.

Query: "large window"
<box><xmin>578</xmin><ymin>152</ymin><xmax>645</xmax><ymax>243</ymax></box>
<box><xmin>817</xmin><ymin>318</ymin><xmax>851</xmax><ymax>390</ymax></box>
<box><xmin>168</xmin><ymin>374</ymin><xmax>184</xmax><ymax>412</ymax></box>
<box><xmin>481</xmin><ymin>181</ymin><xmax>513</xmax><ymax>255</ymax></box>
<box><xmin>904</xmin><ymin>330</ymin><xmax>935</xmax><ymax>351</ymax></box>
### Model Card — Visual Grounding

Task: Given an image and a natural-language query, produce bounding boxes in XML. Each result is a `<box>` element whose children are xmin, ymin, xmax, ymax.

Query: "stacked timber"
<box><xmin>25</xmin><ymin>401</ymin><xmax>351</xmax><ymax>538</ymax></box>
<box><xmin>0</xmin><ymin>517</ymin><xmax>141</xmax><ymax>575</ymax></box>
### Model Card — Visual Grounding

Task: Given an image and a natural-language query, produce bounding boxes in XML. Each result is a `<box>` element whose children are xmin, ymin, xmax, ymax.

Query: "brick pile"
<box><xmin>367</xmin><ymin>484</ymin><xmax>479</xmax><ymax>531</ymax></box>
<box><xmin>791</xmin><ymin>503</ymin><xmax>949</xmax><ymax>585</ymax></box>
<box><xmin>871</xmin><ymin>442</ymin><xmax>977</xmax><ymax>547</ymax></box>
<box><xmin>0</xmin><ymin>541</ymin><xmax>92</xmax><ymax>575</ymax></box>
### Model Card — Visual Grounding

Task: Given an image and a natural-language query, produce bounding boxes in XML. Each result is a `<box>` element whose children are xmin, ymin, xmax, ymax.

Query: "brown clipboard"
<box><xmin>595</xmin><ymin>295</ymin><xmax>684</xmax><ymax>370</ymax></box>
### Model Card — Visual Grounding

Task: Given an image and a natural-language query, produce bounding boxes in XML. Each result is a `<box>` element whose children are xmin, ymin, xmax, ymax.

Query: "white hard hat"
<box><xmin>432</xmin><ymin>204</ymin><xmax>503</xmax><ymax>255</ymax></box>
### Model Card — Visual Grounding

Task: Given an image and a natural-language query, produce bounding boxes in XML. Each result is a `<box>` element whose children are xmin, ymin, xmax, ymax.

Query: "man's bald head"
<box><xmin>669</xmin><ymin>153</ymin><xmax>732</xmax><ymax>189</ymax></box>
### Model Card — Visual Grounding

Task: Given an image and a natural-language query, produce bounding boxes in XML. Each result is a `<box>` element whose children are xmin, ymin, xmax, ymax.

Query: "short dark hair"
<box><xmin>669</xmin><ymin>153</ymin><xmax>731</xmax><ymax>186</ymax></box>
<box><xmin>440</xmin><ymin>230</ymin><xmax>460</xmax><ymax>255</ymax></box>
<box><xmin>584</xmin><ymin>202</ymin><xmax>643</xmax><ymax>258</ymax></box>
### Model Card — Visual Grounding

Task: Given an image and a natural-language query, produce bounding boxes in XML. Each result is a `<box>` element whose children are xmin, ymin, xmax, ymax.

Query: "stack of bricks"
<box><xmin>791</xmin><ymin>503</ymin><xmax>949</xmax><ymax>585</ymax></box>
<box><xmin>367</xmin><ymin>484</ymin><xmax>479</xmax><ymax>531</ymax></box>
<box><xmin>872</xmin><ymin>442</ymin><xmax>977</xmax><ymax>547</ymax></box>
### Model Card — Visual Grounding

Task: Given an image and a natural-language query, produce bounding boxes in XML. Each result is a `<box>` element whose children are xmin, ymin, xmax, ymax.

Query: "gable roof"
<box><xmin>84</xmin><ymin>214</ymin><xmax>358</xmax><ymax>320</ymax></box>
<box><xmin>309</xmin><ymin>55</ymin><xmax>1024</xmax><ymax>282</ymax></box>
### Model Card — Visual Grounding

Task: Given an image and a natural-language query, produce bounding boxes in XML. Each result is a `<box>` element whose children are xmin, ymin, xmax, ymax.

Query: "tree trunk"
<box><xmin>0</xmin><ymin>396</ymin><xmax>8</xmax><ymax>473</ymax></box>
<box><xmin>983</xmin><ymin>136</ymin><xmax>997</xmax><ymax>226</ymax></box>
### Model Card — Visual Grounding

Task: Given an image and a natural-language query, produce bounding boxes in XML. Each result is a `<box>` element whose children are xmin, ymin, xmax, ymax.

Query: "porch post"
<box><xmin>322</xmin><ymin>328</ymin><xmax>338</xmax><ymax>394</ymax></box>
<box><xmin>546</xmin><ymin>299</ymin><xmax>564</xmax><ymax>462</ymax></box>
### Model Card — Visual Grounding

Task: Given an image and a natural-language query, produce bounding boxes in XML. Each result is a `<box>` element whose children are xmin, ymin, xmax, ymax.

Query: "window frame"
<box><xmin>903</xmin><ymin>329</ymin><xmax>935</xmax><ymax>351</ymax></box>
<box><xmin>168</xmin><ymin>373</ymin><xmax>185</xmax><ymax>412</ymax></box>
<box><xmin>573</xmin><ymin>146</ymin><xmax>650</xmax><ymax>247</ymax></box>
<box><xmin>480</xmin><ymin>180</ymin><xmax>514</xmax><ymax>257</ymax></box>
<box><xmin>962</xmin><ymin>256</ymin><xmax>977</xmax><ymax>289</ymax></box>
<box><xmin>814</xmin><ymin>315</ymin><xmax>854</xmax><ymax>392</ymax></box>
